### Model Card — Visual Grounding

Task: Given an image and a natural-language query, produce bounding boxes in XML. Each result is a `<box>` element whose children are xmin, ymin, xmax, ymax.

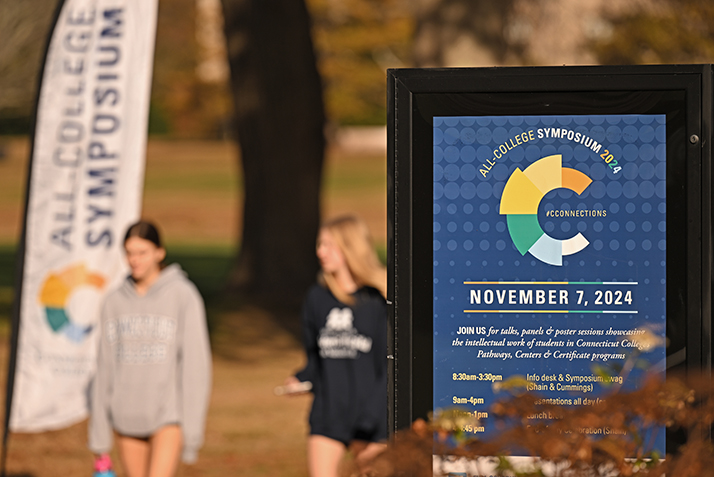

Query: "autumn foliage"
<box><xmin>350</xmin><ymin>374</ymin><xmax>714</xmax><ymax>477</ymax></box>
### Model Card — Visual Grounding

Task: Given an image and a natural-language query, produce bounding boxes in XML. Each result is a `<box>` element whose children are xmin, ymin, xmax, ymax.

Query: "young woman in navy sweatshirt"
<box><xmin>284</xmin><ymin>215</ymin><xmax>388</xmax><ymax>477</ymax></box>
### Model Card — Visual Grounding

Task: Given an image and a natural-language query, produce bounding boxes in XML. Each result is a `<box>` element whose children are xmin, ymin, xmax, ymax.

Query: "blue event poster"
<box><xmin>432</xmin><ymin>115</ymin><xmax>667</xmax><ymax>453</ymax></box>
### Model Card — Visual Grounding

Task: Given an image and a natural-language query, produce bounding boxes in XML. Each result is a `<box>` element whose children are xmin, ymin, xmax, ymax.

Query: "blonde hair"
<box><xmin>319</xmin><ymin>215</ymin><xmax>386</xmax><ymax>304</ymax></box>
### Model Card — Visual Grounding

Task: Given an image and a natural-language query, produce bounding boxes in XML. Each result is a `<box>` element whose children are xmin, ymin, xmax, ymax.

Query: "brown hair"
<box><xmin>319</xmin><ymin>215</ymin><xmax>386</xmax><ymax>304</ymax></box>
<box><xmin>124</xmin><ymin>220</ymin><xmax>162</xmax><ymax>248</ymax></box>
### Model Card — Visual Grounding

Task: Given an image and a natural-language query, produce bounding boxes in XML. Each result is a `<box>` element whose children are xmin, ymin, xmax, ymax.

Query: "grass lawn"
<box><xmin>0</xmin><ymin>136</ymin><xmax>386</xmax><ymax>476</ymax></box>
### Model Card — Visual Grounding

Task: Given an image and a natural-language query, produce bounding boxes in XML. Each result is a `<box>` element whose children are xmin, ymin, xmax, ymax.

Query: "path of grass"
<box><xmin>0</xmin><ymin>137</ymin><xmax>385</xmax><ymax>248</ymax></box>
<box><xmin>0</xmin><ymin>137</ymin><xmax>386</xmax><ymax>476</ymax></box>
<box><xmin>0</xmin><ymin>245</ymin><xmax>314</xmax><ymax>477</ymax></box>
<box><xmin>1</xmin><ymin>315</ymin><xmax>313</xmax><ymax>477</ymax></box>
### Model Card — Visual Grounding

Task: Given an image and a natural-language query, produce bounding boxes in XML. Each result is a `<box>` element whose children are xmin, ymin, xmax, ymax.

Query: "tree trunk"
<box><xmin>221</xmin><ymin>0</ymin><xmax>325</xmax><ymax>311</ymax></box>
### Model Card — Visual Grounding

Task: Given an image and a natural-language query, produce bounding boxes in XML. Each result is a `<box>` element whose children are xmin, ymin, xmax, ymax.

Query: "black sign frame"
<box><xmin>387</xmin><ymin>65</ymin><xmax>713</xmax><ymax>445</ymax></box>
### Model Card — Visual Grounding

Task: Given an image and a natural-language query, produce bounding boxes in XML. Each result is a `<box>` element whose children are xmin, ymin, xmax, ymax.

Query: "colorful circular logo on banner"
<box><xmin>499</xmin><ymin>154</ymin><xmax>593</xmax><ymax>266</ymax></box>
<box><xmin>38</xmin><ymin>263</ymin><xmax>106</xmax><ymax>343</ymax></box>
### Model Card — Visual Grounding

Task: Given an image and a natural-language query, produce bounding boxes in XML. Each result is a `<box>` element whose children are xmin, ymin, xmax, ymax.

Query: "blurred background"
<box><xmin>0</xmin><ymin>0</ymin><xmax>712</xmax><ymax>475</ymax></box>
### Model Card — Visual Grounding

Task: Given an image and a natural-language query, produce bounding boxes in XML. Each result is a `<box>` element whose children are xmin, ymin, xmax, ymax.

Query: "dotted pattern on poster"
<box><xmin>431</xmin><ymin>115</ymin><xmax>667</xmax><ymax>447</ymax></box>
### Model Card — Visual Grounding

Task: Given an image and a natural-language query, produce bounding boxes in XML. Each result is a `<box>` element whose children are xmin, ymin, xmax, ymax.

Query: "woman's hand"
<box><xmin>274</xmin><ymin>376</ymin><xmax>312</xmax><ymax>396</ymax></box>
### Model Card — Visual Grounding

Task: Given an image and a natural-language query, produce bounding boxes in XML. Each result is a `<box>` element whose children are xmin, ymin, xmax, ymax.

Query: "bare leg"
<box><xmin>307</xmin><ymin>435</ymin><xmax>346</xmax><ymax>477</ymax></box>
<box><xmin>148</xmin><ymin>425</ymin><xmax>183</xmax><ymax>477</ymax></box>
<box><xmin>349</xmin><ymin>440</ymin><xmax>387</xmax><ymax>473</ymax></box>
<box><xmin>117</xmin><ymin>435</ymin><xmax>151</xmax><ymax>477</ymax></box>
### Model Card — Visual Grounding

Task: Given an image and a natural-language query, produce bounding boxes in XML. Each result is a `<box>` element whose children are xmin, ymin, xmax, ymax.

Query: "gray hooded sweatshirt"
<box><xmin>88</xmin><ymin>264</ymin><xmax>212</xmax><ymax>463</ymax></box>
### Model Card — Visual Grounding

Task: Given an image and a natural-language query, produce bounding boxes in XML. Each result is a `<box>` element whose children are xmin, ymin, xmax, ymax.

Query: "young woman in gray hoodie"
<box><xmin>89</xmin><ymin>221</ymin><xmax>212</xmax><ymax>477</ymax></box>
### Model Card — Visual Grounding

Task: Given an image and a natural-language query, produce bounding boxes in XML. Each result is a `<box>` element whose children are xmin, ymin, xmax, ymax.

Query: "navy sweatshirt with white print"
<box><xmin>295</xmin><ymin>284</ymin><xmax>387</xmax><ymax>444</ymax></box>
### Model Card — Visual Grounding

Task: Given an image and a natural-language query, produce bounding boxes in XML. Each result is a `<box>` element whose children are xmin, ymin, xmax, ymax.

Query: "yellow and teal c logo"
<box><xmin>499</xmin><ymin>154</ymin><xmax>592</xmax><ymax>266</ymax></box>
<box><xmin>38</xmin><ymin>263</ymin><xmax>106</xmax><ymax>343</ymax></box>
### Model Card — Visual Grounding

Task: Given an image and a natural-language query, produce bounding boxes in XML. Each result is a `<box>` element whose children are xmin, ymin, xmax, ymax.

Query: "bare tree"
<box><xmin>221</xmin><ymin>0</ymin><xmax>325</xmax><ymax>311</ymax></box>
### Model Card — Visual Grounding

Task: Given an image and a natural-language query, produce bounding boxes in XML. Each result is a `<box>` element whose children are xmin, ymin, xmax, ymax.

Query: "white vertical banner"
<box><xmin>9</xmin><ymin>0</ymin><xmax>158</xmax><ymax>432</ymax></box>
